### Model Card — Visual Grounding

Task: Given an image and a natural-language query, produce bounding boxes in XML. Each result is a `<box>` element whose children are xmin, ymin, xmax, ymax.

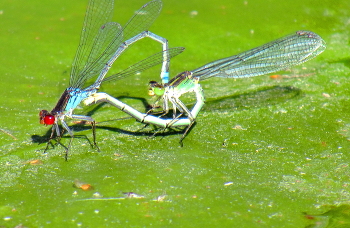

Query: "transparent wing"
<box><xmin>88</xmin><ymin>23</ymin><xmax>122</xmax><ymax>67</ymax></box>
<box><xmin>72</xmin><ymin>22</ymin><xmax>123</xmax><ymax>88</ymax></box>
<box><xmin>70</xmin><ymin>0</ymin><xmax>163</xmax><ymax>88</ymax></box>
<box><xmin>122</xmin><ymin>0</ymin><xmax>162</xmax><ymax>43</ymax></box>
<box><xmin>103</xmin><ymin>47</ymin><xmax>185</xmax><ymax>83</ymax></box>
<box><xmin>192</xmin><ymin>30</ymin><xmax>326</xmax><ymax>80</ymax></box>
<box><xmin>70</xmin><ymin>0</ymin><xmax>115</xmax><ymax>87</ymax></box>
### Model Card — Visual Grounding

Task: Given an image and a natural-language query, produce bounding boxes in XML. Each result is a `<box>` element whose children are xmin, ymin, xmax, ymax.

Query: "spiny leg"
<box><xmin>91</xmin><ymin>120</ymin><xmax>100</xmax><ymax>152</ymax></box>
<box><xmin>66</xmin><ymin>136</ymin><xmax>74</xmax><ymax>161</ymax></box>
<box><xmin>44</xmin><ymin>125</ymin><xmax>56</xmax><ymax>153</ymax></box>
<box><xmin>168</xmin><ymin>97</ymin><xmax>195</xmax><ymax>146</ymax></box>
<box><xmin>60</xmin><ymin>119</ymin><xmax>74</xmax><ymax>160</ymax></box>
<box><xmin>44</xmin><ymin>122</ymin><xmax>64</xmax><ymax>153</ymax></box>
<box><xmin>166</xmin><ymin>97</ymin><xmax>192</xmax><ymax>128</ymax></box>
<box><xmin>147</xmin><ymin>89</ymin><xmax>171</xmax><ymax>118</ymax></box>
<box><xmin>71</xmin><ymin>114</ymin><xmax>99</xmax><ymax>151</ymax></box>
<box><xmin>179</xmin><ymin>120</ymin><xmax>196</xmax><ymax>147</ymax></box>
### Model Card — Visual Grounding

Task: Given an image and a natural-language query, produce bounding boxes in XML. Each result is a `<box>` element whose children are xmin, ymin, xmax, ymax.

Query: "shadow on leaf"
<box><xmin>204</xmin><ymin>85</ymin><xmax>302</xmax><ymax>111</ymax></box>
<box><xmin>329</xmin><ymin>57</ymin><xmax>350</xmax><ymax>69</ymax></box>
<box><xmin>304</xmin><ymin>204</ymin><xmax>350</xmax><ymax>228</ymax></box>
<box><xmin>32</xmin><ymin>86</ymin><xmax>301</xmax><ymax>148</ymax></box>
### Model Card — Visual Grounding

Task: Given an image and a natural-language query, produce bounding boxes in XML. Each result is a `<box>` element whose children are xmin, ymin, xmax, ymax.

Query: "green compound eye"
<box><xmin>148</xmin><ymin>81</ymin><xmax>165</xmax><ymax>96</ymax></box>
<box><xmin>153</xmin><ymin>87</ymin><xmax>165</xmax><ymax>96</ymax></box>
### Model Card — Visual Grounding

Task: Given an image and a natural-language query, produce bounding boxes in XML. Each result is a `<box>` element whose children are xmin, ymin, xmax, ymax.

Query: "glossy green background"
<box><xmin>1</xmin><ymin>0</ymin><xmax>350</xmax><ymax>227</ymax></box>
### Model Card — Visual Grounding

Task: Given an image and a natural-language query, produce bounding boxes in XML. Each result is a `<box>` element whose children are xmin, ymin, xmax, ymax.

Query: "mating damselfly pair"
<box><xmin>39</xmin><ymin>0</ymin><xmax>326</xmax><ymax>159</ymax></box>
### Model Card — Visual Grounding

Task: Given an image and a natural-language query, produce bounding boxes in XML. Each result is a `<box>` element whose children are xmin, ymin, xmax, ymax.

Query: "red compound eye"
<box><xmin>39</xmin><ymin>110</ymin><xmax>55</xmax><ymax>125</ymax></box>
<box><xmin>43</xmin><ymin>115</ymin><xmax>55</xmax><ymax>125</ymax></box>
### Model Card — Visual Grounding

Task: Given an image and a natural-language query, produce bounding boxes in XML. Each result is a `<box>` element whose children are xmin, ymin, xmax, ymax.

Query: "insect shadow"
<box><xmin>32</xmin><ymin>85</ymin><xmax>301</xmax><ymax>147</ymax></box>
<box><xmin>203</xmin><ymin>85</ymin><xmax>302</xmax><ymax>112</ymax></box>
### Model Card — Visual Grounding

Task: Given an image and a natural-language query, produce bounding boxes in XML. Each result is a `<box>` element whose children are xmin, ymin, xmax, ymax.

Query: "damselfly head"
<box><xmin>39</xmin><ymin>110</ymin><xmax>55</xmax><ymax>125</ymax></box>
<box><xmin>148</xmin><ymin>81</ymin><xmax>164</xmax><ymax>96</ymax></box>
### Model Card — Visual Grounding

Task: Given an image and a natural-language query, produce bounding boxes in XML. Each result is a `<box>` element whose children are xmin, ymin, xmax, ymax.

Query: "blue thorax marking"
<box><xmin>161</xmin><ymin>71</ymin><xmax>169</xmax><ymax>84</ymax></box>
<box><xmin>64</xmin><ymin>87</ymin><xmax>97</xmax><ymax>112</ymax></box>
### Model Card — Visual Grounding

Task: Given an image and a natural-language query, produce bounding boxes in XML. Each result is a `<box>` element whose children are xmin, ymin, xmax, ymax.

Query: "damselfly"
<box><xmin>39</xmin><ymin>0</ymin><xmax>183</xmax><ymax>159</ymax></box>
<box><xmin>144</xmin><ymin>30</ymin><xmax>326</xmax><ymax>144</ymax></box>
